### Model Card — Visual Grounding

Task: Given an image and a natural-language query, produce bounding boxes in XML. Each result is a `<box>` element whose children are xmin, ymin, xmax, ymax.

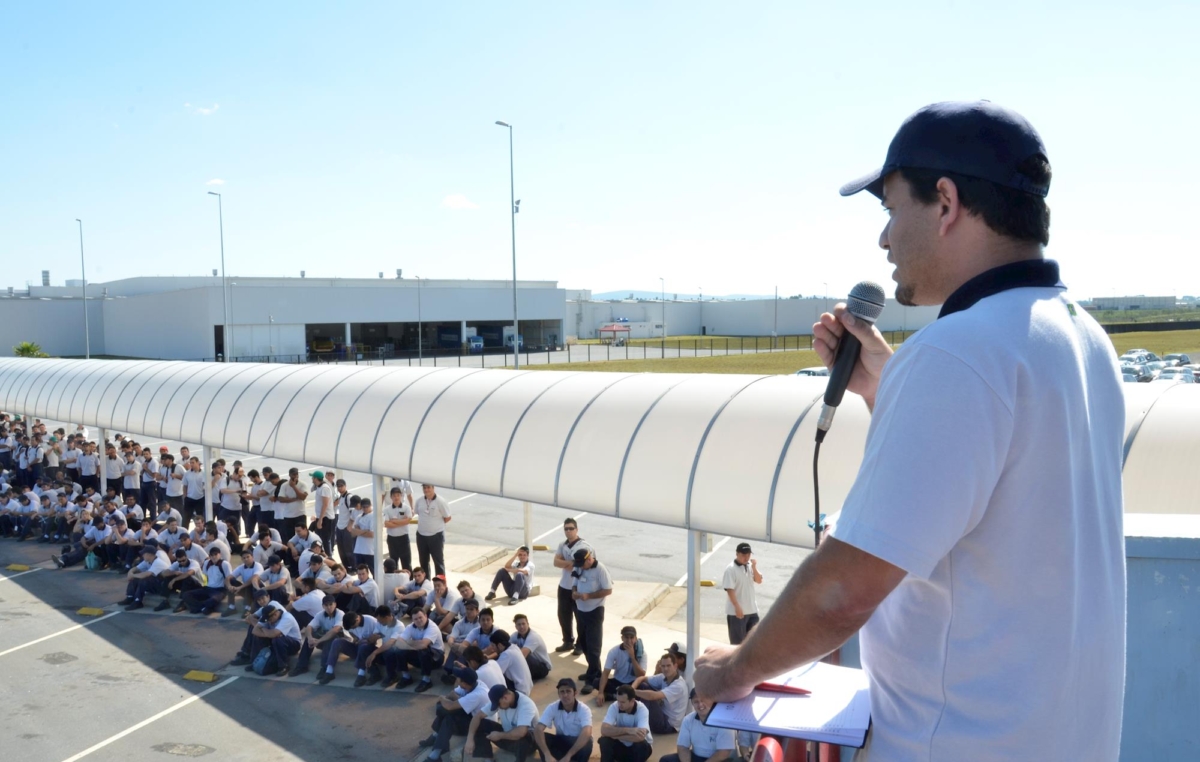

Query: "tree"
<box><xmin>13</xmin><ymin>341</ymin><xmax>48</xmax><ymax>358</ymax></box>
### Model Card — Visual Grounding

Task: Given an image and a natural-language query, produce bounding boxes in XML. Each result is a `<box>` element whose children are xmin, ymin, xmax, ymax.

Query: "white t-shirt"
<box><xmin>474</xmin><ymin>658</ymin><xmax>507</xmax><ymax>690</ymax></box>
<box><xmin>104</xmin><ymin>456</ymin><xmax>123</xmax><ymax>480</ymax></box>
<box><xmin>77</xmin><ymin>452</ymin><xmax>99</xmax><ymax>476</ymax></box>
<box><xmin>603</xmin><ymin>701</ymin><xmax>652</xmax><ymax>746</ymax></box>
<box><xmin>414</xmin><ymin>494</ymin><xmax>450</xmax><ymax>536</ymax></box>
<box><xmin>496</xmin><ymin>691</ymin><xmax>539</xmax><ymax>732</ymax></box>
<box><xmin>677</xmin><ymin>712</ymin><xmax>736</xmax><ymax>757</ymax></box>
<box><xmin>122</xmin><ymin>460</ymin><xmax>141</xmax><ymax>489</ymax></box>
<box><xmin>273</xmin><ymin>611</ymin><xmax>302</xmax><ymax>641</ymax></box>
<box><xmin>204</xmin><ymin>559</ymin><xmax>233</xmax><ymax>588</ymax></box>
<box><xmin>291</xmin><ymin>589</ymin><xmax>326</xmax><ymax>619</ymax></box>
<box><xmin>604</xmin><ymin>644</ymin><xmax>648</xmax><ymax>684</ymax></box>
<box><xmin>644</xmin><ymin>674</ymin><xmax>688</xmax><ymax>730</ymax></box>
<box><xmin>352</xmin><ymin>577</ymin><xmax>379</xmax><ymax>608</ymax></box>
<box><xmin>513</xmin><ymin>628</ymin><xmax>551</xmax><ymax>670</ymax></box>
<box><xmin>163</xmin><ymin>464</ymin><xmax>185</xmax><ymax>497</ymax></box>
<box><xmin>539</xmin><ymin>699</ymin><xmax>593</xmax><ymax>738</ymax></box>
<box><xmin>278</xmin><ymin>482</ymin><xmax>307</xmax><ymax>520</ymax></box>
<box><xmin>830</xmin><ymin>285</ymin><xmax>1125</xmax><ymax>762</ymax></box>
<box><xmin>333</xmin><ymin>491</ymin><xmax>354</xmax><ymax>529</ymax></box>
<box><xmin>352</xmin><ymin>512</ymin><xmax>375</xmax><ymax>555</ymax></box>
<box><xmin>457</xmin><ymin>682</ymin><xmax>490</xmax><ymax>716</ymax></box>
<box><xmin>721</xmin><ymin>561</ymin><xmax>758</xmax><ymax>616</ymax></box>
<box><xmin>497</xmin><ymin>646</ymin><xmax>533</xmax><ymax>695</ymax></box>
<box><xmin>182</xmin><ymin>470</ymin><xmax>206</xmax><ymax>500</ymax></box>
<box><xmin>311</xmin><ymin>483</ymin><xmax>334</xmax><ymax>521</ymax></box>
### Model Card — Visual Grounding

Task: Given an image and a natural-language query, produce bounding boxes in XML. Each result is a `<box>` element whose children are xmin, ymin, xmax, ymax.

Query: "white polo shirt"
<box><xmin>603</xmin><ymin>701</ymin><xmax>652</xmax><ymax>747</ymax></box>
<box><xmin>539</xmin><ymin>698</ymin><xmax>593</xmax><ymax>738</ymax></box>
<box><xmin>414</xmin><ymin>494</ymin><xmax>450</xmax><ymax>536</ymax></box>
<box><xmin>474</xmin><ymin>658</ymin><xmax>506</xmax><ymax>690</ymax></box>
<box><xmin>830</xmin><ymin>285</ymin><xmax>1125</xmax><ymax>762</ymax></box>
<box><xmin>311</xmin><ymin>482</ymin><xmax>334</xmax><ymax>521</ymax></box>
<box><xmin>677</xmin><ymin>712</ymin><xmax>736</xmax><ymax>757</ymax></box>
<box><xmin>720</xmin><ymin>561</ymin><xmax>758</xmax><ymax>616</ymax></box>
<box><xmin>497</xmin><ymin>645</ymin><xmax>533</xmax><ymax>695</ymax></box>
<box><xmin>382</xmin><ymin>500</ymin><xmax>413</xmax><ymax>537</ymax></box>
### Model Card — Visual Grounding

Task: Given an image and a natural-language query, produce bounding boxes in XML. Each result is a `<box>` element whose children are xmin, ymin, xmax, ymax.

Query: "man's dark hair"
<box><xmin>900</xmin><ymin>155</ymin><xmax>1052</xmax><ymax>245</ymax></box>
<box><xmin>616</xmin><ymin>684</ymin><xmax>636</xmax><ymax>702</ymax></box>
<box><xmin>463</xmin><ymin>645</ymin><xmax>485</xmax><ymax>665</ymax></box>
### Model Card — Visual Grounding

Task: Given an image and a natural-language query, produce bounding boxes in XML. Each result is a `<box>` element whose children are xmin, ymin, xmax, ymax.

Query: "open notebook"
<box><xmin>704</xmin><ymin>661</ymin><xmax>871</xmax><ymax>748</ymax></box>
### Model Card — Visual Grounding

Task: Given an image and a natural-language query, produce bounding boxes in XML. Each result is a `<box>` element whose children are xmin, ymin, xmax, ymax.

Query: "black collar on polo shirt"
<box><xmin>938</xmin><ymin>259</ymin><xmax>1063</xmax><ymax>320</ymax></box>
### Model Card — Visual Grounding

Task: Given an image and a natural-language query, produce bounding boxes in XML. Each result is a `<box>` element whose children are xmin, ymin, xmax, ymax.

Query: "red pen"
<box><xmin>755</xmin><ymin>682</ymin><xmax>811</xmax><ymax>696</ymax></box>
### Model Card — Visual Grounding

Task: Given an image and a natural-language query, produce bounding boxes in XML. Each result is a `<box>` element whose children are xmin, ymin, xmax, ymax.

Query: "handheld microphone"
<box><xmin>814</xmin><ymin>281</ymin><xmax>886</xmax><ymax>443</ymax></box>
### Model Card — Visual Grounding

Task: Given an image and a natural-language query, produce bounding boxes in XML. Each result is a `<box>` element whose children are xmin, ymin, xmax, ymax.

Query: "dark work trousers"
<box><xmin>313</xmin><ymin>519</ymin><xmax>335</xmax><ymax>557</ymax></box>
<box><xmin>726</xmin><ymin>613</ymin><xmax>761</xmax><ymax>645</ymax></box>
<box><xmin>336</xmin><ymin>527</ymin><xmax>355</xmax><ymax>567</ymax></box>
<box><xmin>660</xmin><ymin>755</ymin><xmax>708</xmax><ymax>762</ymax></box>
<box><xmin>643</xmin><ymin>697</ymin><xmax>678</xmax><ymax>734</ymax></box>
<box><xmin>265</xmin><ymin>635</ymin><xmax>301</xmax><ymax>669</ymax></box>
<box><xmin>126</xmin><ymin>575</ymin><xmax>166</xmax><ymax>603</ymax></box>
<box><xmin>386</xmin><ymin>534</ymin><xmax>413</xmax><ymax>572</ymax></box>
<box><xmin>355</xmin><ymin>554</ymin><xmax>375</xmax><ymax>573</ymax></box>
<box><xmin>526</xmin><ymin>654</ymin><xmax>550</xmax><ymax>681</ymax></box>
<box><xmin>166</xmin><ymin>575</ymin><xmax>202</xmax><ymax>601</ymax></box>
<box><xmin>182</xmin><ymin>586</ymin><xmax>225</xmax><ymax>614</ymax></box>
<box><xmin>431</xmin><ymin>705</ymin><xmax>473</xmax><ymax>753</ymax></box>
<box><xmin>491</xmin><ymin>568</ymin><xmax>531</xmax><ymax>600</ymax></box>
<box><xmin>598</xmin><ymin>737</ymin><xmax>652</xmax><ymax>762</ymax></box>
<box><xmin>542</xmin><ymin>734</ymin><xmax>594</xmax><ymax>762</ymax></box>
<box><xmin>557</xmin><ymin>585</ymin><xmax>576</xmax><ymax>647</ymax></box>
<box><xmin>165</xmin><ymin>494</ymin><xmax>183</xmax><ymax>518</ymax></box>
<box><xmin>294</xmin><ymin>639</ymin><xmax>332</xmax><ymax>672</ymax></box>
<box><xmin>123</xmin><ymin>485</ymin><xmax>140</xmax><ymax>502</ymax></box>
<box><xmin>219</xmin><ymin>508</ymin><xmax>242</xmax><ymax>539</ymax></box>
<box><xmin>282</xmin><ymin>515</ymin><xmax>307</xmax><ymax>545</ymax></box>
<box><xmin>416</xmin><ymin>532</ymin><xmax>446</xmax><ymax>577</ymax></box>
<box><xmin>140</xmin><ymin>482</ymin><xmax>159</xmax><ymax>521</ymax></box>
<box><xmin>258</xmin><ymin>510</ymin><xmax>276</xmax><ymax>535</ymax></box>
<box><xmin>576</xmin><ymin>605</ymin><xmax>605</xmax><ymax>685</ymax></box>
<box><xmin>471</xmin><ymin>718</ymin><xmax>536</xmax><ymax>762</ymax></box>
<box><xmin>603</xmin><ymin>677</ymin><xmax>634</xmax><ymax>702</ymax></box>
<box><xmin>394</xmin><ymin>646</ymin><xmax>445</xmax><ymax>678</ymax></box>
<box><xmin>182</xmin><ymin>497</ymin><xmax>205</xmax><ymax>530</ymax></box>
<box><xmin>79</xmin><ymin>474</ymin><xmax>99</xmax><ymax>493</ymax></box>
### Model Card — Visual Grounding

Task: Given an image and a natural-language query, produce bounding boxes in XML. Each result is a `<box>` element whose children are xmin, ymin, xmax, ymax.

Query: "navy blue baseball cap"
<box><xmin>840</xmin><ymin>100</ymin><xmax>1049</xmax><ymax>200</ymax></box>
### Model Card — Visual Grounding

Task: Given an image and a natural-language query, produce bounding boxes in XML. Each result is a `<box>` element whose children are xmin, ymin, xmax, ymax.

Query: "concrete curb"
<box><xmin>625</xmin><ymin>582</ymin><xmax>671</xmax><ymax>620</ymax></box>
<box><xmin>454</xmin><ymin>546</ymin><xmax>510</xmax><ymax>574</ymax></box>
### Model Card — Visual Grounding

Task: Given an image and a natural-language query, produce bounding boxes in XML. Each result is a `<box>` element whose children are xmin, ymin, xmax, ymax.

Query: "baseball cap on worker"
<box><xmin>839</xmin><ymin>100</ymin><xmax>1050</xmax><ymax>200</ymax></box>
<box><xmin>312</xmin><ymin>471</ymin><xmax>324</xmax><ymax>480</ymax></box>
<box><xmin>736</xmin><ymin>542</ymin><xmax>752</xmax><ymax>555</ymax></box>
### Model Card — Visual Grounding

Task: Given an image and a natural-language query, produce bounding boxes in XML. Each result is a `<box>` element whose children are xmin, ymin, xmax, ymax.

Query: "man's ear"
<box><xmin>935</xmin><ymin>177</ymin><xmax>964</xmax><ymax>237</ymax></box>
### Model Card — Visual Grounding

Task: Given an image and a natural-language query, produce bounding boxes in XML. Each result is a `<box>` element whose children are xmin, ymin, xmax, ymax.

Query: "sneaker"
<box><xmin>554</xmin><ymin>642</ymin><xmax>575</xmax><ymax>653</ymax></box>
<box><xmin>353</xmin><ymin>675</ymin><xmax>367</xmax><ymax>688</ymax></box>
<box><xmin>580</xmin><ymin>684</ymin><xmax>595</xmax><ymax>695</ymax></box>
<box><xmin>124</xmin><ymin>601</ymin><xmax>144</xmax><ymax>611</ymax></box>
<box><xmin>484</xmin><ymin>591</ymin><xmax>497</xmax><ymax>601</ymax></box>
<box><xmin>317</xmin><ymin>672</ymin><xmax>335</xmax><ymax>685</ymax></box>
<box><xmin>51</xmin><ymin>555</ymin><xmax>65</xmax><ymax>568</ymax></box>
<box><xmin>414</xmin><ymin>680</ymin><xmax>433</xmax><ymax>693</ymax></box>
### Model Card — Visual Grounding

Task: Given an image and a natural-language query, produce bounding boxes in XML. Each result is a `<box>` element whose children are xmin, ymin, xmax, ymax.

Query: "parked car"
<box><xmin>1122</xmin><ymin>372</ymin><xmax>1139</xmax><ymax>383</ymax></box>
<box><xmin>1164</xmin><ymin>353</ymin><xmax>1192</xmax><ymax>366</ymax></box>
<box><xmin>1156</xmin><ymin>367</ymin><xmax>1196</xmax><ymax>383</ymax></box>
<box><xmin>795</xmin><ymin>366</ymin><xmax>830</xmax><ymax>377</ymax></box>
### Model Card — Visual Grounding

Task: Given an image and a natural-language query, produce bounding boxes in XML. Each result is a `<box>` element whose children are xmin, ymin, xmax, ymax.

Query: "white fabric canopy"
<box><xmin>0</xmin><ymin>358</ymin><xmax>1183</xmax><ymax>550</ymax></box>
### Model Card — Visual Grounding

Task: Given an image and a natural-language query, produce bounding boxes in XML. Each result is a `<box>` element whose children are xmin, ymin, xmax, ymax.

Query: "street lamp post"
<box><xmin>823</xmin><ymin>282</ymin><xmax>829</xmax><ymax>316</ymax></box>
<box><xmin>75</xmin><ymin>219</ymin><xmax>90</xmax><ymax>359</ymax></box>
<box><xmin>495</xmin><ymin>120</ymin><xmax>519</xmax><ymax>369</ymax></box>
<box><xmin>416</xmin><ymin>276</ymin><xmax>423</xmax><ymax>364</ymax></box>
<box><xmin>207</xmin><ymin>191</ymin><xmax>230</xmax><ymax>360</ymax></box>
<box><xmin>659</xmin><ymin>277</ymin><xmax>666</xmax><ymax>338</ymax></box>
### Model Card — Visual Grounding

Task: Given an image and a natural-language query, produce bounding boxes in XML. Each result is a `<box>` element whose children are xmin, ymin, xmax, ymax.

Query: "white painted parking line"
<box><xmin>0</xmin><ymin>610</ymin><xmax>122</xmax><ymax>658</ymax></box>
<box><xmin>449</xmin><ymin>493</ymin><xmax>476</xmax><ymax>504</ymax></box>
<box><xmin>59</xmin><ymin>676</ymin><xmax>240</xmax><ymax>762</ymax></box>
<box><xmin>531</xmin><ymin>511</ymin><xmax>589</xmax><ymax>545</ymax></box>
<box><xmin>674</xmin><ymin>535</ymin><xmax>732</xmax><ymax>587</ymax></box>
<box><xmin>0</xmin><ymin>568</ymin><xmax>42</xmax><ymax>583</ymax></box>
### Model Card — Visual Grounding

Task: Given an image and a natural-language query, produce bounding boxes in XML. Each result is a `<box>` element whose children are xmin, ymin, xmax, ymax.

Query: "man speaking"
<box><xmin>694</xmin><ymin>101</ymin><xmax>1125</xmax><ymax>760</ymax></box>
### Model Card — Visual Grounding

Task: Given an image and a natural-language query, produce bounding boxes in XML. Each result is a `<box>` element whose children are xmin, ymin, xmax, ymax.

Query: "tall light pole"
<box><xmin>75</xmin><ymin>219</ymin><xmax>90</xmax><ymax>359</ymax></box>
<box><xmin>495</xmin><ymin>120</ymin><xmax>519</xmax><ymax>369</ymax></box>
<box><xmin>207</xmin><ymin>191</ymin><xmax>230</xmax><ymax>360</ymax></box>
<box><xmin>415</xmin><ymin>275</ymin><xmax>423</xmax><ymax>364</ymax></box>
<box><xmin>823</xmin><ymin>282</ymin><xmax>829</xmax><ymax>316</ymax></box>
<box><xmin>659</xmin><ymin>277</ymin><xmax>666</xmax><ymax>338</ymax></box>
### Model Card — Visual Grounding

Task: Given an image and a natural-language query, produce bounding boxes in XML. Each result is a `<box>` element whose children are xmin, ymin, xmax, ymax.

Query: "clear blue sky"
<box><xmin>2</xmin><ymin>2</ymin><xmax>1196</xmax><ymax>300</ymax></box>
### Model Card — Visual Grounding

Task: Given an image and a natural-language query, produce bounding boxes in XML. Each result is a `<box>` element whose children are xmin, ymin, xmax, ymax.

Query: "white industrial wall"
<box><xmin>566</xmin><ymin>298</ymin><xmax>940</xmax><ymax>339</ymax></box>
<box><xmin>0</xmin><ymin>299</ymin><xmax>105</xmax><ymax>357</ymax></box>
<box><xmin>102</xmin><ymin>288</ymin><xmax>219</xmax><ymax>360</ymax></box>
<box><xmin>229</xmin><ymin>323</ymin><xmax>306</xmax><ymax>359</ymax></box>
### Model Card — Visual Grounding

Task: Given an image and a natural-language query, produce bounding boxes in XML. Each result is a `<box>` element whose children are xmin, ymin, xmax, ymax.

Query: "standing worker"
<box><xmin>414</xmin><ymin>483</ymin><xmax>451</xmax><ymax>578</ymax></box>
<box><xmin>721</xmin><ymin>542</ymin><xmax>762</xmax><ymax>645</ymax></box>
<box><xmin>694</xmin><ymin>101</ymin><xmax>1126</xmax><ymax>761</ymax></box>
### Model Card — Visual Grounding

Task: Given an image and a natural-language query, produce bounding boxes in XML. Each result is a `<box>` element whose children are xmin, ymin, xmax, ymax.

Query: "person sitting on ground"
<box><xmin>106</xmin><ymin>514</ymin><xmax>141</xmax><ymax>571</ymax></box>
<box><xmin>203</xmin><ymin>522</ymin><xmax>232</xmax><ymax>563</ymax></box>
<box><xmin>182</xmin><ymin>546</ymin><xmax>234</xmax><ymax>615</ymax></box>
<box><xmin>290</xmin><ymin>594</ymin><xmax>344</xmax><ymax>677</ymax></box>
<box><xmin>288</xmin><ymin>576</ymin><xmax>327</xmax><ymax>629</ymax></box>
<box><xmin>389</xmin><ymin>607</ymin><xmax>445</xmax><ymax>692</ymax></box>
<box><xmin>439</xmin><ymin>579</ymin><xmax>482</xmax><ymax>634</ymax></box>
<box><xmin>246</xmin><ymin>520</ymin><xmax>282</xmax><ymax>546</ymax></box>
<box><xmin>599</xmin><ymin>685</ymin><xmax>653</xmax><ymax>762</ymax></box>
<box><xmin>382</xmin><ymin>557</ymin><xmax>411</xmax><ymax>609</ymax></box>
<box><xmin>466</xmin><ymin>685</ymin><xmax>539</xmax><ymax>762</ymax></box>
<box><xmin>486</xmin><ymin>545</ymin><xmax>535</xmax><ymax>606</ymax></box>
<box><xmin>316</xmin><ymin>563</ymin><xmax>362</xmax><ymax>612</ymax></box>
<box><xmin>466</xmin><ymin>607</ymin><xmax>500</xmax><ymax>657</ymax></box>
<box><xmin>419</xmin><ymin>666</ymin><xmax>490</xmax><ymax>762</ymax></box>
<box><xmin>364</xmin><ymin>604</ymin><xmax>407</xmax><ymax>687</ymax></box>
<box><xmin>298</xmin><ymin>537</ymin><xmax>332</xmax><ymax>572</ymax></box>
<box><xmin>596</xmin><ymin>626</ymin><xmax>648</xmax><ymax>704</ymax></box>
<box><xmin>660</xmin><ymin>690</ymin><xmax>737</xmax><ymax>762</ymax></box>
<box><xmin>534</xmin><ymin>678</ymin><xmax>595</xmax><ymax>762</ymax></box>
<box><xmin>491</xmin><ymin>628</ymin><xmax>534</xmax><ymax>697</ymax></box>
<box><xmin>161</xmin><ymin>547</ymin><xmax>204</xmax><ymax>612</ymax></box>
<box><xmin>448</xmin><ymin>644</ymin><xmax>506</xmax><ymax>690</ymax></box>
<box><xmin>130</xmin><ymin>514</ymin><xmax>159</xmax><ymax>551</ymax></box>
<box><xmin>121</xmin><ymin>542</ymin><xmax>172</xmax><ymax>610</ymax></box>
<box><xmin>286</xmin><ymin>522</ymin><xmax>318</xmax><ymax>577</ymax></box>
<box><xmin>447</xmin><ymin>598</ymin><xmax>482</xmax><ymax>658</ymax></box>
<box><xmin>252</xmin><ymin>554</ymin><xmax>293</xmax><ymax>605</ymax></box>
<box><xmin>395</xmin><ymin>565</ymin><xmax>433</xmax><ymax>617</ymax></box>
<box><xmin>231</xmin><ymin>588</ymin><xmax>285</xmax><ymax>666</ymax></box>
<box><xmin>426</xmin><ymin>573</ymin><xmax>460</xmax><ymax>623</ymax></box>
<box><xmin>631</xmin><ymin>654</ymin><xmax>688</xmax><ymax>734</ymax></box>
<box><xmin>511</xmin><ymin>613</ymin><xmax>552</xmax><ymax>682</ymax></box>
<box><xmin>226</xmin><ymin>548</ymin><xmax>263</xmax><ymax>616</ymax></box>
<box><xmin>316</xmin><ymin>608</ymin><xmax>380</xmax><ymax>685</ymax></box>
<box><xmin>252</xmin><ymin>531</ymin><xmax>288</xmax><ymax>570</ymax></box>
<box><xmin>52</xmin><ymin>515</ymin><xmax>111</xmax><ymax>568</ymax></box>
<box><xmin>157</xmin><ymin>516</ymin><xmax>186</xmax><ymax>553</ymax></box>
<box><xmin>346</xmin><ymin>604</ymin><xmax>398</xmax><ymax>687</ymax></box>
<box><xmin>247</xmin><ymin>603</ymin><xmax>303</xmax><ymax>677</ymax></box>
<box><xmin>121</xmin><ymin>492</ymin><xmax>144</xmax><ymax>532</ymax></box>
<box><xmin>341</xmin><ymin>563</ymin><xmax>380</xmax><ymax>611</ymax></box>
<box><xmin>299</xmin><ymin>552</ymin><xmax>336</xmax><ymax>585</ymax></box>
